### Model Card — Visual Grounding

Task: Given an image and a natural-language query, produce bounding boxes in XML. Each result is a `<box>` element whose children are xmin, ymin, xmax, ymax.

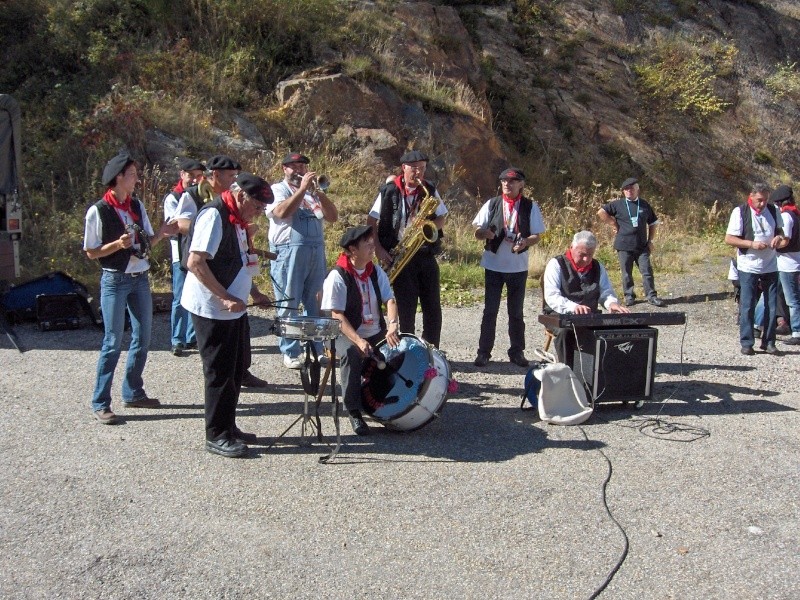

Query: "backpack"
<box><xmin>521</xmin><ymin>361</ymin><xmax>593</xmax><ymax>425</ymax></box>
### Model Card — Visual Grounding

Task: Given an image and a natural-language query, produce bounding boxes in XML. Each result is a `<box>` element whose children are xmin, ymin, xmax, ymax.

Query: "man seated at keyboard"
<box><xmin>543</xmin><ymin>230</ymin><xmax>630</xmax><ymax>364</ymax></box>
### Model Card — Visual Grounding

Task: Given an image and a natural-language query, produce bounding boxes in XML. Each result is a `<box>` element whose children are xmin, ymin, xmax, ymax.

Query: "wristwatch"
<box><xmin>389</xmin><ymin>318</ymin><xmax>399</xmax><ymax>325</ymax></box>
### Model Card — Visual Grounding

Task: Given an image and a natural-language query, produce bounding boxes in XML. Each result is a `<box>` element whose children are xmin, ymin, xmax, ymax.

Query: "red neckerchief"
<box><xmin>502</xmin><ymin>192</ymin><xmax>521</xmax><ymax>208</ymax></box>
<box><xmin>780</xmin><ymin>204</ymin><xmax>800</xmax><ymax>216</ymax></box>
<box><xmin>336</xmin><ymin>252</ymin><xmax>374</xmax><ymax>282</ymax></box>
<box><xmin>748</xmin><ymin>197</ymin><xmax>763</xmax><ymax>216</ymax></box>
<box><xmin>172</xmin><ymin>180</ymin><xmax>185</xmax><ymax>194</ymax></box>
<box><xmin>565</xmin><ymin>247</ymin><xmax>592</xmax><ymax>274</ymax></box>
<box><xmin>220</xmin><ymin>190</ymin><xmax>253</xmax><ymax>250</ymax></box>
<box><xmin>103</xmin><ymin>189</ymin><xmax>139</xmax><ymax>222</ymax></box>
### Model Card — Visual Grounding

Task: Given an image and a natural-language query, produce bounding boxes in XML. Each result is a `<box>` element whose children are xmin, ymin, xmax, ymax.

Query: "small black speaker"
<box><xmin>572</xmin><ymin>327</ymin><xmax>658</xmax><ymax>403</ymax></box>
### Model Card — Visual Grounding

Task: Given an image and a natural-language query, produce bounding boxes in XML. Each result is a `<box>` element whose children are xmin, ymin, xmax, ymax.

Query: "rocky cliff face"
<box><xmin>148</xmin><ymin>1</ymin><xmax>800</xmax><ymax>207</ymax></box>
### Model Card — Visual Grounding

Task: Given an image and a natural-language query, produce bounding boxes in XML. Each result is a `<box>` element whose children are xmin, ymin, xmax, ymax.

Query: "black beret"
<box><xmin>206</xmin><ymin>155</ymin><xmax>238</xmax><ymax>171</ymax></box>
<box><xmin>620</xmin><ymin>177</ymin><xmax>638</xmax><ymax>189</ymax></box>
<box><xmin>236</xmin><ymin>172</ymin><xmax>274</xmax><ymax>205</ymax></box>
<box><xmin>400</xmin><ymin>150</ymin><xmax>428</xmax><ymax>164</ymax></box>
<box><xmin>499</xmin><ymin>167</ymin><xmax>526</xmax><ymax>181</ymax></box>
<box><xmin>102</xmin><ymin>153</ymin><xmax>135</xmax><ymax>187</ymax></box>
<box><xmin>770</xmin><ymin>185</ymin><xmax>793</xmax><ymax>204</ymax></box>
<box><xmin>339</xmin><ymin>225</ymin><xmax>373</xmax><ymax>249</ymax></box>
<box><xmin>281</xmin><ymin>152</ymin><xmax>310</xmax><ymax>165</ymax></box>
<box><xmin>179</xmin><ymin>158</ymin><xmax>206</xmax><ymax>172</ymax></box>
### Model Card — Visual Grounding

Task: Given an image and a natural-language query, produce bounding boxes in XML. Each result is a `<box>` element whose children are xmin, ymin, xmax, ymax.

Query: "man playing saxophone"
<box><xmin>367</xmin><ymin>150</ymin><xmax>448</xmax><ymax>348</ymax></box>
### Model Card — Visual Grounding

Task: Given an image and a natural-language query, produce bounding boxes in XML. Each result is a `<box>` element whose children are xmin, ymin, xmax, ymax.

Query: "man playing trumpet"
<box><xmin>367</xmin><ymin>150</ymin><xmax>448</xmax><ymax>348</ymax></box>
<box><xmin>267</xmin><ymin>152</ymin><xmax>338</xmax><ymax>369</ymax></box>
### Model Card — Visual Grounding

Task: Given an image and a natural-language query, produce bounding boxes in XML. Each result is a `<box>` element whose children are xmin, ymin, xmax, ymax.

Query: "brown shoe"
<box><xmin>123</xmin><ymin>396</ymin><xmax>161</xmax><ymax>408</ymax></box>
<box><xmin>94</xmin><ymin>409</ymin><xmax>118</xmax><ymax>424</ymax></box>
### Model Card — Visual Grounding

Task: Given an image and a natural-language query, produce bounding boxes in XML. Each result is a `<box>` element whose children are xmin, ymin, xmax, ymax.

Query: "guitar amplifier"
<box><xmin>571</xmin><ymin>327</ymin><xmax>658</xmax><ymax>403</ymax></box>
<box><xmin>36</xmin><ymin>293</ymin><xmax>83</xmax><ymax>331</ymax></box>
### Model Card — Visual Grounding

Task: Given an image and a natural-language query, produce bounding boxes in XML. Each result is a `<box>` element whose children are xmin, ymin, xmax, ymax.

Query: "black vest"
<box><xmin>334</xmin><ymin>265</ymin><xmax>386</xmax><ymax>333</ymax></box>
<box><xmin>777</xmin><ymin>210</ymin><xmax>800</xmax><ymax>254</ymax></box>
<box><xmin>377</xmin><ymin>179</ymin><xmax>443</xmax><ymax>255</ymax></box>
<box><xmin>484</xmin><ymin>195</ymin><xmax>533</xmax><ymax>253</ymax></box>
<box><xmin>178</xmin><ymin>185</ymin><xmax>205</xmax><ymax>267</ymax></box>
<box><xmin>186</xmin><ymin>198</ymin><xmax>243</xmax><ymax>290</ymax></box>
<box><xmin>543</xmin><ymin>255</ymin><xmax>602</xmax><ymax>314</ymax></box>
<box><xmin>737</xmin><ymin>203</ymin><xmax>783</xmax><ymax>255</ymax></box>
<box><xmin>92</xmin><ymin>198</ymin><xmax>145</xmax><ymax>271</ymax></box>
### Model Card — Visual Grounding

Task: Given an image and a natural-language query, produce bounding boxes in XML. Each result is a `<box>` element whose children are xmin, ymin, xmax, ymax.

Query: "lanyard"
<box><xmin>625</xmin><ymin>199</ymin><xmax>640</xmax><ymax>225</ymax></box>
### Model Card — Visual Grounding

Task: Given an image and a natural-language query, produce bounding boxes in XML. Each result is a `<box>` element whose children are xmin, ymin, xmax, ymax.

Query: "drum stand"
<box><xmin>265</xmin><ymin>339</ymin><xmax>343</xmax><ymax>463</ymax></box>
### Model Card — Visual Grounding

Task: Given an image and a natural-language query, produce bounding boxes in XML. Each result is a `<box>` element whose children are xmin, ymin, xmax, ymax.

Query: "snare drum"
<box><xmin>274</xmin><ymin>316</ymin><xmax>341</xmax><ymax>341</ymax></box>
<box><xmin>361</xmin><ymin>334</ymin><xmax>451</xmax><ymax>431</ymax></box>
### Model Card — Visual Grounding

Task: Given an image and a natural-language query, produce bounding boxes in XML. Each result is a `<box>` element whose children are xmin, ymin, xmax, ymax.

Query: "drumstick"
<box><xmin>252</xmin><ymin>248</ymin><xmax>278</xmax><ymax>261</ymax></box>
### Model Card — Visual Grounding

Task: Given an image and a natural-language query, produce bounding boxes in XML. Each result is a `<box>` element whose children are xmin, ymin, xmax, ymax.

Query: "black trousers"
<box><xmin>551</xmin><ymin>326</ymin><xmax>594</xmax><ymax>367</ymax></box>
<box><xmin>478</xmin><ymin>269</ymin><xmax>528</xmax><ymax>358</ymax></box>
<box><xmin>392</xmin><ymin>251</ymin><xmax>441</xmax><ymax>347</ymax></box>
<box><xmin>192</xmin><ymin>313</ymin><xmax>246</xmax><ymax>441</ymax></box>
<box><xmin>335</xmin><ymin>331</ymin><xmax>385</xmax><ymax>413</ymax></box>
<box><xmin>617</xmin><ymin>249</ymin><xmax>657</xmax><ymax>301</ymax></box>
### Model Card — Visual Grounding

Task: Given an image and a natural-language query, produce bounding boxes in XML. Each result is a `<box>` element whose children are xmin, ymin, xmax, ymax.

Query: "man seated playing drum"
<box><xmin>321</xmin><ymin>225</ymin><xmax>401</xmax><ymax>435</ymax></box>
<box><xmin>543</xmin><ymin>230</ymin><xmax>630</xmax><ymax>365</ymax></box>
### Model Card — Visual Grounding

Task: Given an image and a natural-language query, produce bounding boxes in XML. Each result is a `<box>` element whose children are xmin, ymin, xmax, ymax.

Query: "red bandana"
<box><xmin>748</xmin><ymin>197</ymin><xmax>763</xmax><ymax>216</ymax></box>
<box><xmin>336</xmin><ymin>252</ymin><xmax>374</xmax><ymax>282</ymax></box>
<box><xmin>172</xmin><ymin>180</ymin><xmax>185</xmax><ymax>195</ymax></box>
<box><xmin>220</xmin><ymin>190</ymin><xmax>253</xmax><ymax>250</ymax></box>
<box><xmin>103</xmin><ymin>189</ymin><xmax>139</xmax><ymax>222</ymax></box>
<box><xmin>565</xmin><ymin>247</ymin><xmax>592</xmax><ymax>274</ymax></box>
<box><xmin>780</xmin><ymin>204</ymin><xmax>800</xmax><ymax>216</ymax></box>
<box><xmin>502</xmin><ymin>193</ymin><xmax>521</xmax><ymax>208</ymax></box>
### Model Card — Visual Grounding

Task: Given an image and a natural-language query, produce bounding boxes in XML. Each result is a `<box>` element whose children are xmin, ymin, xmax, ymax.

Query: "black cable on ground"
<box><xmin>579</xmin><ymin>425</ymin><xmax>629</xmax><ymax>600</ymax></box>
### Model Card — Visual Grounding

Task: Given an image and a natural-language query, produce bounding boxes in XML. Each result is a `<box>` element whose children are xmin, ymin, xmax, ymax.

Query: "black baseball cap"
<box><xmin>499</xmin><ymin>168</ymin><xmax>526</xmax><ymax>181</ymax></box>
<box><xmin>281</xmin><ymin>152</ymin><xmax>310</xmax><ymax>165</ymax></box>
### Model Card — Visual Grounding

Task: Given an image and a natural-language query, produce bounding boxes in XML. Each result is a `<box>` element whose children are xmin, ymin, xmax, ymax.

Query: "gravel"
<box><xmin>1</xmin><ymin>257</ymin><xmax>798</xmax><ymax>599</ymax></box>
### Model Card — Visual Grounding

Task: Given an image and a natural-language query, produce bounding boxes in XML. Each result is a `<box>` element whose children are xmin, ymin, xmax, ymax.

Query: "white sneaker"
<box><xmin>283</xmin><ymin>354</ymin><xmax>302</xmax><ymax>369</ymax></box>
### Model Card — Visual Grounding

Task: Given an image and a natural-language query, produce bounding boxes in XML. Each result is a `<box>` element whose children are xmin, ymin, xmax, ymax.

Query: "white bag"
<box><xmin>534</xmin><ymin>362</ymin><xmax>593</xmax><ymax>426</ymax></box>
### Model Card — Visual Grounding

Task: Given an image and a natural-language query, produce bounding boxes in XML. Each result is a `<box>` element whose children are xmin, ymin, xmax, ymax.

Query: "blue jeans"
<box><xmin>779</xmin><ymin>271</ymin><xmax>800</xmax><ymax>335</ymax></box>
<box><xmin>170</xmin><ymin>261</ymin><xmax>195</xmax><ymax>346</ymax></box>
<box><xmin>739</xmin><ymin>271</ymin><xmax>777</xmax><ymax>348</ymax></box>
<box><xmin>91</xmin><ymin>271</ymin><xmax>153</xmax><ymax>411</ymax></box>
<box><xmin>270</xmin><ymin>242</ymin><xmax>327</xmax><ymax>358</ymax></box>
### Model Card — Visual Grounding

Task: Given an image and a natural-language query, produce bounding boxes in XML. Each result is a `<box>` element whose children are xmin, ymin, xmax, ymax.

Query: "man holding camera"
<box><xmin>472</xmin><ymin>168</ymin><xmax>545</xmax><ymax>367</ymax></box>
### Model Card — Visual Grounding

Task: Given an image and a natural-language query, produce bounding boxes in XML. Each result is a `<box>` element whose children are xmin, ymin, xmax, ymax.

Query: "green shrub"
<box><xmin>765</xmin><ymin>61</ymin><xmax>800</xmax><ymax>101</ymax></box>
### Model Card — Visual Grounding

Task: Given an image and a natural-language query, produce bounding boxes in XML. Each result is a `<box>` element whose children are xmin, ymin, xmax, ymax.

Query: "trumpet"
<box><xmin>289</xmin><ymin>173</ymin><xmax>330</xmax><ymax>193</ymax></box>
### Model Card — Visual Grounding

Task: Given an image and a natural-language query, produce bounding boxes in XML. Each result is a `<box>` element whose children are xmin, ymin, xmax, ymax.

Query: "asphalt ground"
<box><xmin>0</xmin><ymin>276</ymin><xmax>798</xmax><ymax>599</ymax></box>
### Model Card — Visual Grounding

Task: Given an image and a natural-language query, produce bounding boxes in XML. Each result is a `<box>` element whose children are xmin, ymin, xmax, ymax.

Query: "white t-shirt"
<box><xmin>726</xmin><ymin>205</ymin><xmax>779</xmax><ymax>274</ymax></box>
<box><xmin>265</xmin><ymin>180</ymin><xmax>325</xmax><ymax>246</ymax></box>
<box><xmin>777</xmin><ymin>211</ymin><xmax>800</xmax><ymax>273</ymax></box>
<box><xmin>83</xmin><ymin>200</ymin><xmax>154</xmax><ymax>274</ymax></box>
<box><xmin>180</xmin><ymin>206</ymin><xmax>251</xmax><ymax>320</ymax></box>
<box><xmin>472</xmin><ymin>198</ymin><xmax>546</xmax><ymax>273</ymax></box>
<box><xmin>321</xmin><ymin>264</ymin><xmax>394</xmax><ymax>339</ymax></box>
<box><xmin>543</xmin><ymin>257</ymin><xmax>619</xmax><ymax>314</ymax></box>
<box><xmin>368</xmin><ymin>185</ymin><xmax>448</xmax><ymax>241</ymax></box>
<box><xmin>163</xmin><ymin>190</ymin><xmax>181</xmax><ymax>263</ymax></box>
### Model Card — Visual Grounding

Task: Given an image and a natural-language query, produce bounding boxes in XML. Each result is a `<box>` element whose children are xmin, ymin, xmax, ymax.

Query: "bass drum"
<box><xmin>361</xmin><ymin>334</ymin><xmax>451</xmax><ymax>431</ymax></box>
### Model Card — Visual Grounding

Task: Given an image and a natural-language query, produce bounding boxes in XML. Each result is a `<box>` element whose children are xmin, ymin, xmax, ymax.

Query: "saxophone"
<box><xmin>387</xmin><ymin>179</ymin><xmax>440</xmax><ymax>284</ymax></box>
